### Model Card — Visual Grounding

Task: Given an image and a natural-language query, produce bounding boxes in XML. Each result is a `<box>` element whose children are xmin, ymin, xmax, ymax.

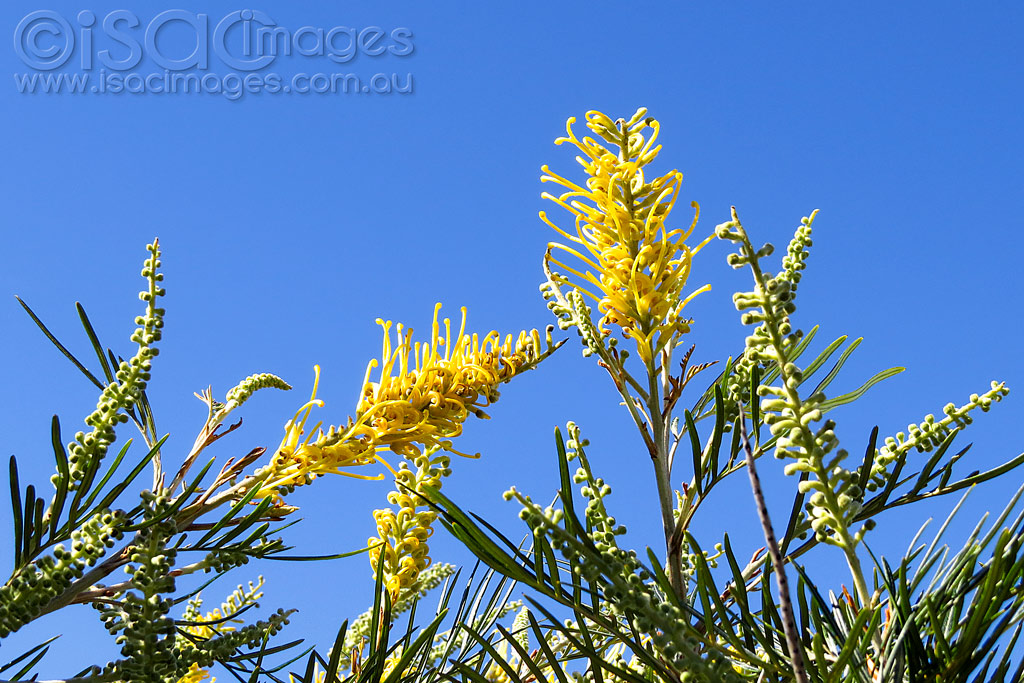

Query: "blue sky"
<box><xmin>2</xmin><ymin>2</ymin><xmax>1022</xmax><ymax>676</ymax></box>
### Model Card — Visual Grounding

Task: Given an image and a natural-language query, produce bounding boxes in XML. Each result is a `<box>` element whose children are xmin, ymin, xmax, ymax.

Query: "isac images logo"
<box><xmin>13</xmin><ymin>9</ymin><xmax>415</xmax><ymax>99</ymax></box>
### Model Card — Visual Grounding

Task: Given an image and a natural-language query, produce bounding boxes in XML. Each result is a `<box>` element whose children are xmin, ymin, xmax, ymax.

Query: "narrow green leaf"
<box><xmin>829</xmin><ymin>608</ymin><xmax>871</xmax><ymax>678</ymax></box>
<box><xmin>137</xmin><ymin>389</ymin><xmax>159</xmax><ymax>445</ymax></box>
<box><xmin>646</xmin><ymin>547</ymin><xmax>683</xmax><ymax>609</ymax></box>
<box><xmin>888</xmin><ymin>450</ymin><xmax>1024</xmax><ymax>508</ymax></box>
<box><xmin>685</xmin><ymin>410</ymin><xmax>703</xmax><ymax>495</ymax></box>
<box><xmin>540</xmin><ymin>537</ymin><xmax>561</xmax><ymax>588</ymax></box>
<box><xmin>783</xmin><ymin>325</ymin><xmax>820</xmax><ymax>368</ymax></box>
<box><xmin>573</xmin><ymin>603</ymin><xmax>604</xmax><ymax>683</ymax></box>
<box><xmin>9</xmin><ymin>456</ymin><xmax>23</xmax><ymax>568</ymax></box>
<box><xmin>264</xmin><ymin>546</ymin><xmax>378</xmax><ymax>562</ymax></box>
<box><xmin>193</xmin><ymin>479</ymin><xmax>264</xmax><ymax>545</ymax></box>
<box><xmin>710</xmin><ymin>384</ymin><xmax>725</xmax><ymax>478</ymax></box>
<box><xmin>367</xmin><ymin>548</ymin><xmax>388</xmax><ymax>668</ymax></box>
<box><xmin>22</xmin><ymin>484</ymin><xmax>36</xmax><ymax>562</ymax></box>
<box><xmin>856</xmin><ymin>426</ymin><xmax>879</xmax><ymax>503</ymax></box>
<box><xmin>791</xmin><ymin>564</ymin><xmax>841</xmax><ymax>635</ymax></box>
<box><xmin>723</xmin><ymin>535</ymin><xmax>750</xmax><ymax>615</ymax></box>
<box><xmin>0</xmin><ymin>635</ymin><xmax>59</xmax><ymax>677</ymax></box>
<box><xmin>528</xmin><ymin>612</ymin><xmax>571</xmax><ymax>683</ymax></box>
<box><xmin>75</xmin><ymin>303</ymin><xmax>115</xmax><ymax>385</ymax></box>
<box><xmin>30</xmin><ymin>497</ymin><xmax>44</xmax><ymax>557</ymax></box>
<box><xmin>423</xmin><ymin>485</ymin><xmax>535</xmax><ymax>583</ymax></box>
<box><xmin>69</xmin><ymin>439</ymin><xmax>134</xmax><ymax>524</ymax></box>
<box><xmin>798</xmin><ymin>334</ymin><xmax>846</xmax><ymax>383</ymax></box>
<box><xmin>48</xmin><ymin>416</ymin><xmax>70</xmax><ymax>540</ymax></box>
<box><xmin>532</xmin><ymin>537</ymin><xmax>545</xmax><ymax>585</ymax></box>
<box><xmin>7</xmin><ymin>644</ymin><xmax>51</xmax><ymax>681</ymax></box>
<box><xmin>84</xmin><ymin>435</ymin><xmax>166</xmax><ymax>519</ymax></box>
<box><xmin>749</xmin><ymin>365</ymin><xmax>761</xmax><ymax>445</ymax></box>
<box><xmin>15</xmin><ymin>296</ymin><xmax>105</xmax><ymax>390</ymax></box>
<box><xmin>157</xmin><ymin>458</ymin><xmax>216</xmax><ymax>522</ymax></box>
<box><xmin>781</xmin><ymin>471</ymin><xmax>810</xmax><ymax>557</ymax></box>
<box><xmin>301</xmin><ymin>645</ymin><xmax>320</xmax><ymax>683</ymax></box>
<box><xmin>910</xmin><ymin>435</ymin><xmax>958</xmax><ymax>495</ymax></box>
<box><xmin>496</xmin><ymin>624</ymin><xmax>552</xmax><ymax>683</ymax></box>
<box><xmin>728</xmin><ymin>415</ymin><xmax>743</xmax><ymax>470</ymax></box>
<box><xmin>554</xmin><ymin>427</ymin><xmax>578</xmax><ymax>536</ymax></box>
<box><xmin>818</xmin><ymin>366</ymin><xmax>904</xmax><ymax>413</ymax></box>
<box><xmin>796</xmin><ymin>575</ymin><xmax>811</xmax><ymax>648</ymax></box>
<box><xmin>878</xmin><ymin>450</ymin><xmax>908</xmax><ymax>507</ymax></box>
<box><xmin>810</xmin><ymin>337</ymin><xmax>862</xmax><ymax>396</ymax></box>
<box><xmin>692</xmin><ymin>545</ymin><xmax>744</xmax><ymax>651</ymax></box>
<box><xmin>380</xmin><ymin>608</ymin><xmax>447</xmax><ymax>683</ymax></box>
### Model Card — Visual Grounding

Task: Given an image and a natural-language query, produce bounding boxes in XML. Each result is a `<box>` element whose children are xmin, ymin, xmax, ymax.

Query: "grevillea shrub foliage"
<box><xmin>0</xmin><ymin>242</ymin><xmax>558</xmax><ymax>682</ymax></box>
<box><xmin>421</xmin><ymin>110</ymin><xmax>1022</xmax><ymax>683</ymax></box>
<box><xmin>2</xmin><ymin>110</ymin><xmax>1021</xmax><ymax>683</ymax></box>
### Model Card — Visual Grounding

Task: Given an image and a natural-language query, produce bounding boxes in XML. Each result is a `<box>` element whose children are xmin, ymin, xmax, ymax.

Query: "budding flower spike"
<box><xmin>541</xmin><ymin>109</ymin><xmax>712</xmax><ymax>364</ymax></box>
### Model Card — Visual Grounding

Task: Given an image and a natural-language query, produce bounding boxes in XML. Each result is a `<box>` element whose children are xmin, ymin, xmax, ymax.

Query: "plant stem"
<box><xmin>738</xmin><ymin>406</ymin><xmax>808</xmax><ymax>683</ymax></box>
<box><xmin>645</xmin><ymin>352</ymin><xmax>687</xmax><ymax>600</ymax></box>
<box><xmin>728</xmin><ymin>209</ymin><xmax>872</xmax><ymax>608</ymax></box>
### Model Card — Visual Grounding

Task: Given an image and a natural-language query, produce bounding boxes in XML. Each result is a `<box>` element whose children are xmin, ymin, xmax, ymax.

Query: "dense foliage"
<box><xmin>3</xmin><ymin>110</ymin><xmax>1020</xmax><ymax>683</ymax></box>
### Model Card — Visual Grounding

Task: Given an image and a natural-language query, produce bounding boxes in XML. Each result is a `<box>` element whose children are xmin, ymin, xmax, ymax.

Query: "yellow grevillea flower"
<box><xmin>258</xmin><ymin>307</ymin><xmax>555</xmax><ymax>600</ymax></box>
<box><xmin>354</xmin><ymin>304</ymin><xmax>552</xmax><ymax>458</ymax></box>
<box><xmin>541</xmin><ymin>108</ymin><xmax>711</xmax><ymax>364</ymax></box>
<box><xmin>368</xmin><ymin>451</ymin><xmax>448</xmax><ymax>598</ymax></box>
<box><xmin>257</xmin><ymin>306</ymin><xmax>555</xmax><ymax>500</ymax></box>
<box><xmin>177</xmin><ymin>663</ymin><xmax>213</xmax><ymax>683</ymax></box>
<box><xmin>359</xmin><ymin>306</ymin><xmax>556</xmax><ymax>600</ymax></box>
<box><xmin>255</xmin><ymin>366</ymin><xmax>390</xmax><ymax>498</ymax></box>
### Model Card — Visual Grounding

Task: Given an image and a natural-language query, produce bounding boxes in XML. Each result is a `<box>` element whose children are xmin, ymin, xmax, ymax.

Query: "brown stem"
<box><xmin>738</xmin><ymin>405</ymin><xmax>808</xmax><ymax>683</ymax></box>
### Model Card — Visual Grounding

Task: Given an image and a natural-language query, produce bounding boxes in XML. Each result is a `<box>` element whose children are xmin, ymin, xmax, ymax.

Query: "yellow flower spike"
<box><xmin>254</xmin><ymin>308</ymin><xmax>558</xmax><ymax>596</ymax></box>
<box><xmin>367</xmin><ymin>451</ymin><xmax>449</xmax><ymax>601</ymax></box>
<box><xmin>255</xmin><ymin>366</ymin><xmax>391</xmax><ymax>499</ymax></box>
<box><xmin>353</xmin><ymin>304</ymin><xmax>555</xmax><ymax>459</ymax></box>
<box><xmin>543</xmin><ymin>109</ymin><xmax>710</xmax><ymax>364</ymax></box>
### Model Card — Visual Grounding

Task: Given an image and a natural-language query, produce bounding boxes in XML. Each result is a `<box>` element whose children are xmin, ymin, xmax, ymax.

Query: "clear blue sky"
<box><xmin>2</xmin><ymin>2</ymin><xmax>1022</xmax><ymax>676</ymax></box>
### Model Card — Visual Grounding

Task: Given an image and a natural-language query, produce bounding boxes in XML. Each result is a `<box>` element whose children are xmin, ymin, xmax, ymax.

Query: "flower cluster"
<box><xmin>367</xmin><ymin>451</ymin><xmax>448</xmax><ymax>598</ymax></box>
<box><xmin>254</xmin><ymin>365</ymin><xmax>385</xmax><ymax>498</ymax></box>
<box><xmin>355</xmin><ymin>304</ymin><xmax>554</xmax><ymax>458</ymax></box>
<box><xmin>542</xmin><ymin>109</ymin><xmax>711</xmax><ymax>363</ymax></box>
<box><xmin>180</xmin><ymin>578</ymin><xmax>265</xmax><ymax>640</ymax></box>
<box><xmin>66</xmin><ymin>241</ymin><xmax>165</xmax><ymax>489</ymax></box>
<box><xmin>867</xmin><ymin>381</ymin><xmax>1009</xmax><ymax>490</ymax></box>
<box><xmin>0</xmin><ymin>509</ymin><xmax>125</xmax><ymax>638</ymax></box>
<box><xmin>253</xmin><ymin>306</ymin><xmax>556</xmax><ymax>611</ymax></box>
<box><xmin>257</xmin><ymin>305</ymin><xmax>557</xmax><ymax>500</ymax></box>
